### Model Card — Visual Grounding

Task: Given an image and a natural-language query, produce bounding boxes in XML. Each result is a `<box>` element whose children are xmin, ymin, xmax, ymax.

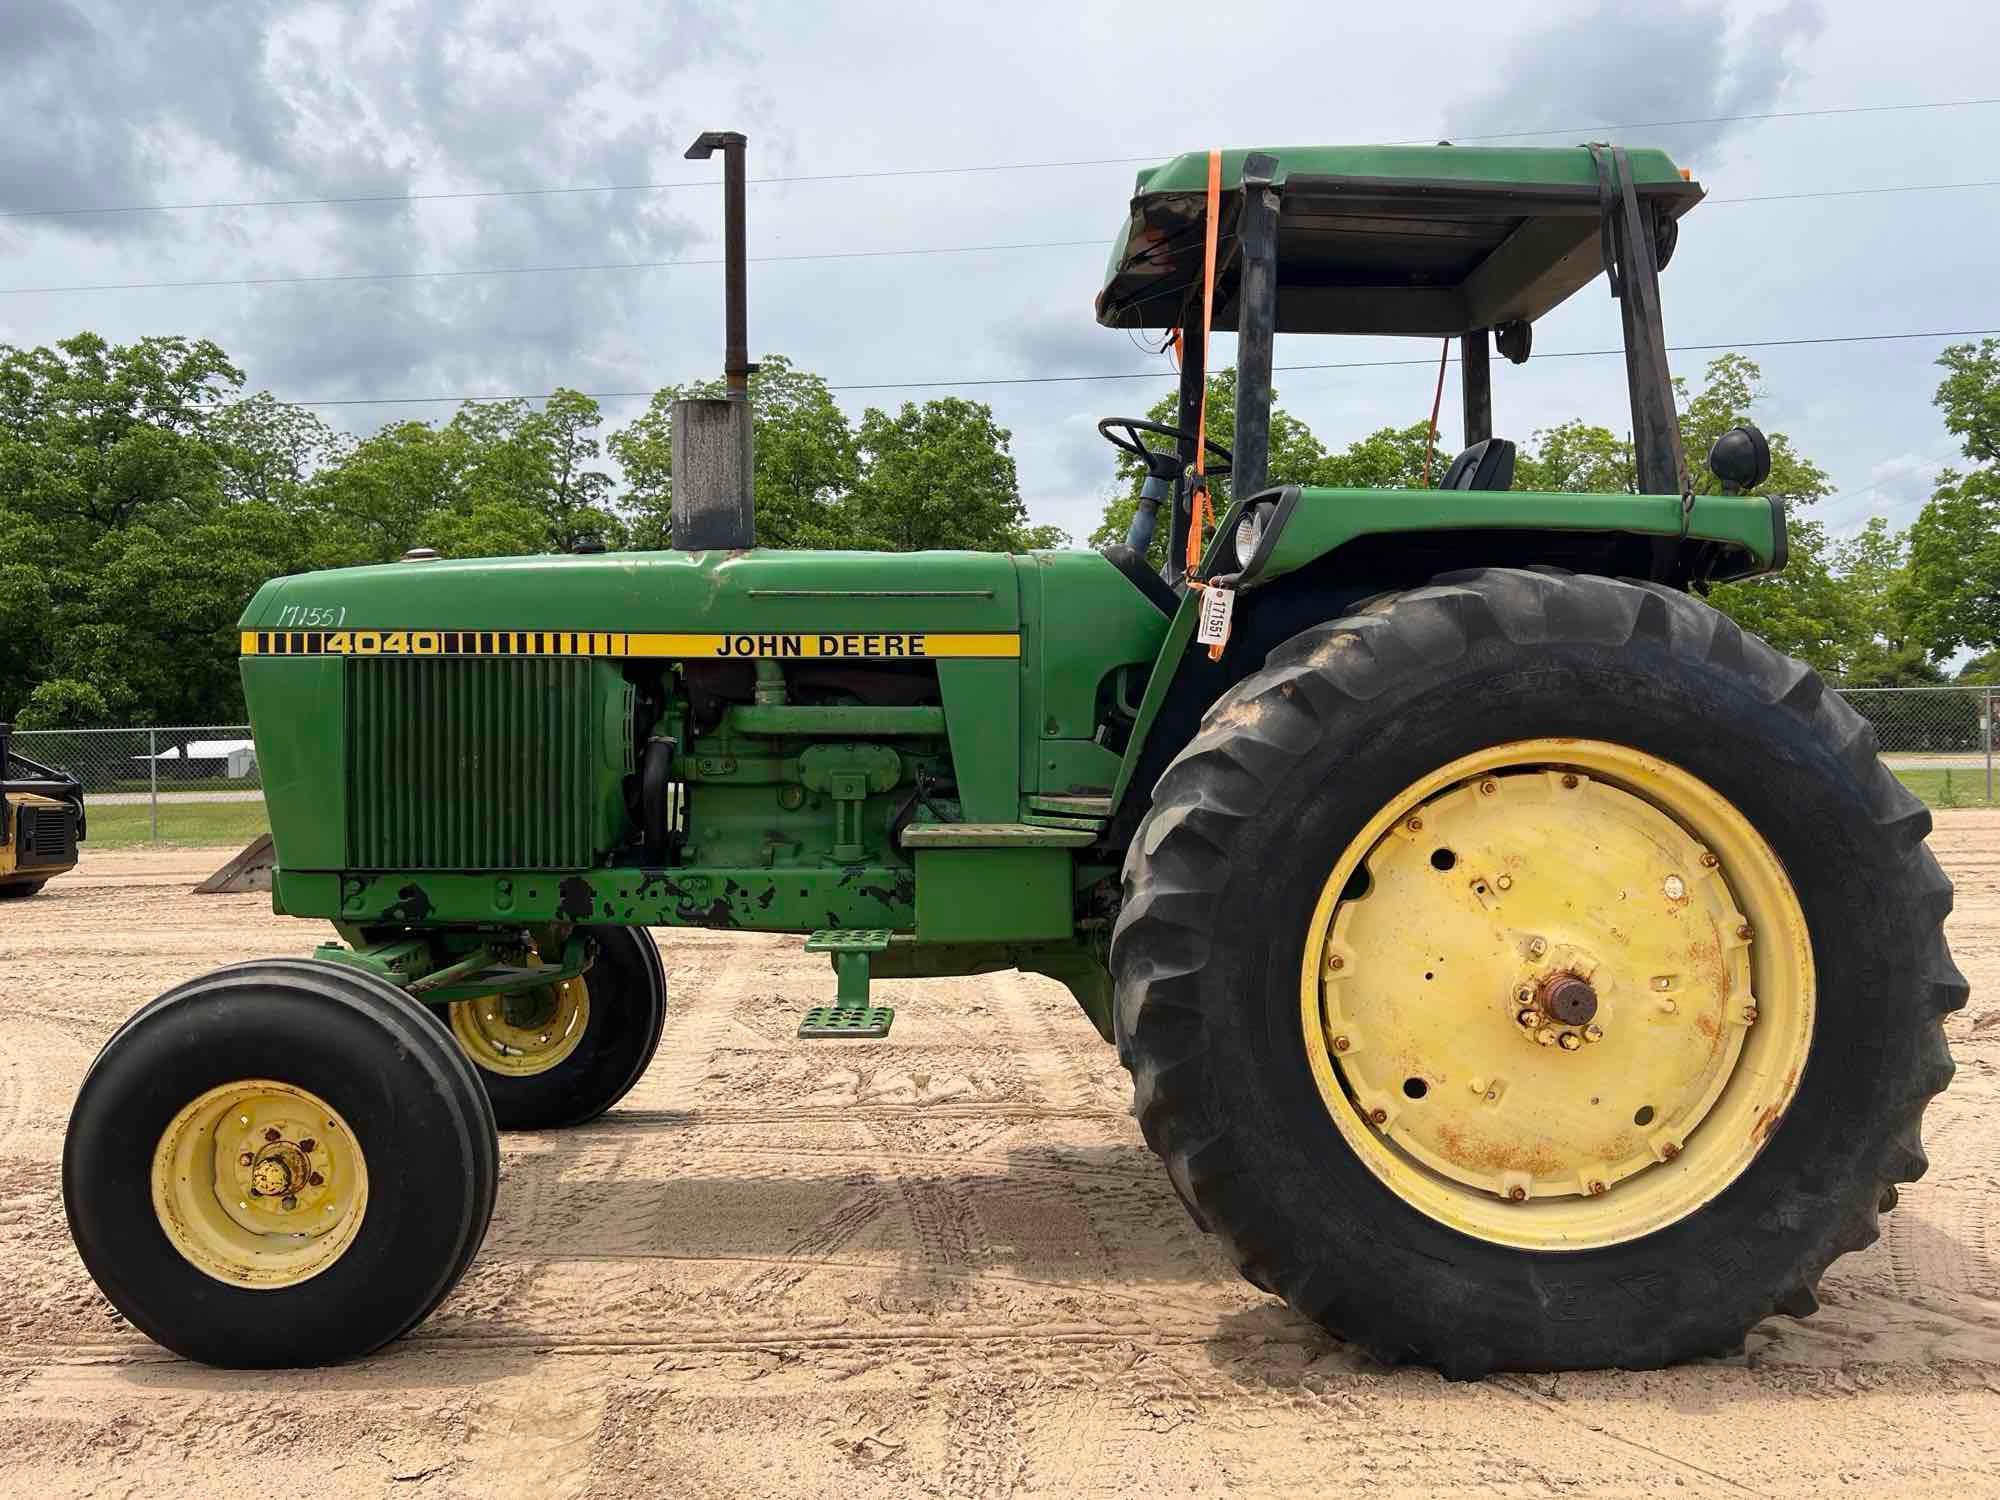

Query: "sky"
<box><xmin>1</xmin><ymin>0</ymin><xmax>1995</xmax><ymax>545</ymax></box>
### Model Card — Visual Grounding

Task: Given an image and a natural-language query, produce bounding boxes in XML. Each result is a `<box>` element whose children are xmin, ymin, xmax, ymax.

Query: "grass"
<box><xmin>1891</xmin><ymin>768</ymin><xmax>2000</xmax><ymax>809</ymax></box>
<box><xmin>84</xmin><ymin>801</ymin><xmax>270</xmax><ymax>849</ymax></box>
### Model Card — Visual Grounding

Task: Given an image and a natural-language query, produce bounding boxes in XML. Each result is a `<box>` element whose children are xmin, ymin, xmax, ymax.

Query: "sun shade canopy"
<box><xmin>1094</xmin><ymin>144</ymin><xmax>1702</xmax><ymax>337</ymax></box>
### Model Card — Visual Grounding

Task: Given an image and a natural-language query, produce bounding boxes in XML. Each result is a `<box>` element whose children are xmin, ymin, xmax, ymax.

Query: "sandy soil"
<box><xmin>3</xmin><ymin>825</ymin><xmax>1999</xmax><ymax>1499</ymax></box>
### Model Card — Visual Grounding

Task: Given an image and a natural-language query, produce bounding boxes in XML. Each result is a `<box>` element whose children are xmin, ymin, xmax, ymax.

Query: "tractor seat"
<box><xmin>1439</xmin><ymin>438</ymin><xmax>1516</xmax><ymax>491</ymax></box>
<box><xmin>1099</xmin><ymin>543</ymin><xmax>1180</xmax><ymax>616</ymax></box>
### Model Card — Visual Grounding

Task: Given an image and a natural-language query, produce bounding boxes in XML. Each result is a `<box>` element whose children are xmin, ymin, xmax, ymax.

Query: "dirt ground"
<box><xmin>3</xmin><ymin>824</ymin><xmax>1999</xmax><ymax>1500</ymax></box>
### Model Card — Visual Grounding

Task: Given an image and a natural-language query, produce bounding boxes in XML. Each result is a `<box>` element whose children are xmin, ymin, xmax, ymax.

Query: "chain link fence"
<box><xmin>13</xmin><ymin>689</ymin><xmax>2000</xmax><ymax>844</ymax></box>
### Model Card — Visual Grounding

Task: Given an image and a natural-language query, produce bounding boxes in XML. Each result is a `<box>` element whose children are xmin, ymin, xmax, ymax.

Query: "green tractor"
<box><xmin>64</xmin><ymin>142</ymin><xmax>1960</xmax><ymax>1376</ymax></box>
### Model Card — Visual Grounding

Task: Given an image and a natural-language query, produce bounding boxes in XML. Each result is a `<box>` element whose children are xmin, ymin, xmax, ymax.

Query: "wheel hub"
<box><xmin>1302</xmin><ymin>740</ymin><xmax>1815</xmax><ymax>1250</ymax></box>
<box><xmin>450</xmin><ymin>973</ymin><xmax>590</xmax><ymax>1078</ymax></box>
<box><xmin>151</xmin><ymin>1081</ymin><xmax>367</xmax><ymax>1287</ymax></box>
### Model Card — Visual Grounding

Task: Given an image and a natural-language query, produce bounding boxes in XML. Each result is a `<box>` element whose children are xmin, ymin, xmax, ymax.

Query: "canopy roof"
<box><xmin>1094</xmin><ymin>144</ymin><xmax>1702</xmax><ymax>337</ymax></box>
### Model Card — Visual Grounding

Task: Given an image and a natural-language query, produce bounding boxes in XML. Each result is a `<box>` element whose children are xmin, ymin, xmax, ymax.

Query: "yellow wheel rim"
<box><xmin>1299</xmin><ymin>738</ymin><xmax>1814</xmax><ymax>1251</ymax></box>
<box><xmin>449</xmin><ymin>974</ymin><xmax>589</xmax><ymax>1077</ymax></box>
<box><xmin>151</xmin><ymin>1080</ymin><xmax>369</xmax><ymax>1288</ymax></box>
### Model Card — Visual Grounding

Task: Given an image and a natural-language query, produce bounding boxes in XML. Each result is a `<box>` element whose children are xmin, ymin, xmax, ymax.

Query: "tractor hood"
<box><xmin>239</xmin><ymin>547</ymin><xmax>1024</xmax><ymax>657</ymax></box>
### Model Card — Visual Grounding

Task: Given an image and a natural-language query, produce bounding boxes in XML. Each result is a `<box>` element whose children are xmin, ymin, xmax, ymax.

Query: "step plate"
<box><xmin>798</xmin><ymin>1004</ymin><xmax>896</xmax><ymax>1040</ymax></box>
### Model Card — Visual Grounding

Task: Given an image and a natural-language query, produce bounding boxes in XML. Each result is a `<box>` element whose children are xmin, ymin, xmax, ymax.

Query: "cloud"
<box><xmin>1443</xmin><ymin>0</ymin><xmax>1827</xmax><ymax>160</ymax></box>
<box><xmin>0</xmin><ymin>1</ymin><xmax>741</xmax><ymax>416</ymax></box>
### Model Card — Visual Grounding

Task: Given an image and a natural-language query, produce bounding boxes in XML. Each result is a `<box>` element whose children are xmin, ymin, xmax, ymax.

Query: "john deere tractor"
<box><xmin>64</xmin><ymin>143</ymin><xmax>1960</xmax><ymax>1377</ymax></box>
<box><xmin>2</xmin><ymin>722</ymin><xmax>83</xmax><ymax>898</ymax></box>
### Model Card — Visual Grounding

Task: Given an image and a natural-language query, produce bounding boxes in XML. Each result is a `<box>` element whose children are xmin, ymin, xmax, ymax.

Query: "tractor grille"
<box><xmin>16</xmin><ymin>804</ymin><xmax>76</xmax><ymax>867</ymax></box>
<box><xmin>345</xmin><ymin>657</ymin><xmax>596</xmax><ymax>871</ymax></box>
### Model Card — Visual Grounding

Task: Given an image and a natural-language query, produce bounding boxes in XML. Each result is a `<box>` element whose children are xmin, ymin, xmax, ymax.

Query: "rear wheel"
<box><xmin>64</xmin><ymin>959</ymin><xmax>498</xmax><ymax>1367</ymax></box>
<box><xmin>0</xmin><ymin>880</ymin><xmax>47</xmax><ymax>899</ymax></box>
<box><xmin>1112</xmin><ymin>568</ymin><xmax>1963</xmax><ymax>1375</ymax></box>
<box><xmin>443</xmin><ymin>925</ymin><xmax>666</xmax><ymax>1130</ymax></box>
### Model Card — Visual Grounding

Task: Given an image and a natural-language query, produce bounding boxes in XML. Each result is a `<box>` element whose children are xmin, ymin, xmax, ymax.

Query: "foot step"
<box><xmin>798</xmin><ymin>1004</ymin><xmax>895</xmax><ymax>1039</ymax></box>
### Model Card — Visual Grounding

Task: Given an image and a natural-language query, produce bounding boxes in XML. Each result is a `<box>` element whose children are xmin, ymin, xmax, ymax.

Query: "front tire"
<box><xmin>444</xmin><ymin>925</ymin><xmax>667</xmax><ymax>1130</ymax></box>
<box><xmin>1112</xmin><ymin>568</ymin><xmax>1963</xmax><ymax>1375</ymax></box>
<box><xmin>0</xmin><ymin>880</ymin><xmax>48</xmax><ymax>899</ymax></box>
<box><xmin>64</xmin><ymin>959</ymin><xmax>499</xmax><ymax>1367</ymax></box>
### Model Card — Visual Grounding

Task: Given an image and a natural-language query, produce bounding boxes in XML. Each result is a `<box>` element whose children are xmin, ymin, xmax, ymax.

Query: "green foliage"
<box><xmin>845</xmin><ymin>398</ymin><xmax>1054</xmax><ymax>552</ymax></box>
<box><xmin>1934</xmin><ymin>339</ymin><xmax>2000</xmax><ymax>467</ymax></box>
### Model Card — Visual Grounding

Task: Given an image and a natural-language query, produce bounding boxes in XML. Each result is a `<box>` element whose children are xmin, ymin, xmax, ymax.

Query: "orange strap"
<box><xmin>1185</xmin><ymin>148</ymin><xmax>1223</xmax><ymax>580</ymax></box>
<box><xmin>1420</xmin><ymin>337</ymin><xmax>1450</xmax><ymax>489</ymax></box>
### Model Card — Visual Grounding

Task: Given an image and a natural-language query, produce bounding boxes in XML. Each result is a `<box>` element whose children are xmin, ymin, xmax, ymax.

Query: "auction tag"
<box><xmin>1195</xmin><ymin>583</ymin><xmax>1235</xmax><ymax>651</ymax></box>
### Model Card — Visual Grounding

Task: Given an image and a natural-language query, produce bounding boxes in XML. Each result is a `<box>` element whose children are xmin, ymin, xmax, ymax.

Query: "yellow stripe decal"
<box><xmin>242</xmin><ymin>630</ymin><xmax>1020</xmax><ymax>660</ymax></box>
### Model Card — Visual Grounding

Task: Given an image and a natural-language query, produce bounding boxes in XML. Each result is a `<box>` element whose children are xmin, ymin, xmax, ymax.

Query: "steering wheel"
<box><xmin>1097</xmin><ymin>418</ymin><xmax>1232</xmax><ymax>479</ymax></box>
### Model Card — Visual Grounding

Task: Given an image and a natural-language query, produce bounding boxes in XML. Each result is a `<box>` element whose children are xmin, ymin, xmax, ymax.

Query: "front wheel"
<box><xmin>1112</xmin><ymin>568</ymin><xmax>1963</xmax><ymax>1375</ymax></box>
<box><xmin>442</xmin><ymin>925</ymin><xmax>667</xmax><ymax>1130</ymax></box>
<box><xmin>0</xmin><ymin>880</ymin><xmax>48</xmax><ymax>899</ymax></box>
<box><xmin>63</xmin><ymin>959</ymin><xmax>499</xmax><ymax>1367</ymax></box>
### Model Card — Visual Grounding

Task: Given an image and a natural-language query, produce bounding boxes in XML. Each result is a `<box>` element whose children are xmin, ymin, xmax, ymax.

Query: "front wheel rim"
<box><xmin>150</xmin><ymin>1080</ymin><xmax>369</xmax><ymax>1288</ymax></box>
<box><xmin>450</xmin><ymin>974</ymin><xmax>590</xmax><ymax>1077</ymax></box>
<box><xmin>1298</xmin><ymin>739</ymin><xmax>1815</xmax><ymax>1251</ymax></box>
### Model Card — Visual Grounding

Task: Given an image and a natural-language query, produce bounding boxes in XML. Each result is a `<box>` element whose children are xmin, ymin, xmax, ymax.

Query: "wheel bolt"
<box><xmin>1516</xmin><ymin>1008</ymin><xmax>1537</xmax><ymax>1028</ymax></box>
<box><xmin>1406</xmin><ymin>816</ymin><xmax>1423</xmax><ymax>833</ymax></box>
<box><xmin>1558</xmin><ymin>1032</ymin><xmax>1583</xmax><ymax>1051</ymax></box>
<box><xmin>1332</xmin><ymin>1035</ymin><xmax>1351</xmax><ymax>1052</ymax></box>
<box><xmin>1496</xmin><ymin>874</ymin><xmax>1513</xmax><ymax>890</ymax></box>
<box><xmin>1369</xmin><ymin>1107</ymin><xmax>1388</xmax><ymax>1125</ymax></box>
<box><xmin>1588</xmin><ymin>1181</ymin><xmax>1608</xmax><ymax>1196</ymax></box>
<box><xmin>238</xmin><ymin>1152</ymin><xmax>255</xmax><ymax>1167</ymax></box>
<box><xmin>1738</xmin><ymin>924</ymin><xmax>1755</xmax><ymax>942</ymax></box>
<box><xmin>1507</xmin><ymin>1186</ymin><xmax>1527</xmax><ymax>1202</ymax></box>
<box><xmin>1528</xmin><ymin>937</ymin><xmax>1547</xmax><ymax>958</ymax></box>
<box><xmin>1535</xmin><ymin>1027</ymin><xmax>1558</xmax><ymax>1047</ymax></box>
<box><xmin>1662</xmin><ymin>1142</ymin><xmax>1681</xmax><ymax>1160</ymax></box>
<box><xmin>298</xmin><ymin>1138</ymin><xmax>316</xmax><ymax>1153</ymax></box>
<box><xmin>263</xmin><ymin>1127</ymin><xmax>281</xmax><ymax>1143</ymax></box>
<box><xmin>280</xmin><ymin>1194</ymin><xmax>297</xmax><ymax>1211</ymax></box>
<box><xmin>1742</xmin><ymin>1005</ymin><xmax>1759</xmax><ymax>1024</ymax></box>
<box><xmin>1582</xmin><ymin>1024</ymin><xmax>1604</xmax><ymax>1043</ymax></box>
<box><xmin>1699</xmin><ymin>851</ymin><xmax>1718</xmax><ymax>868</ymax></box>
<box><xmin>1328</xmin><ymin>955</ymin><xmax>1345</xmax><ymax>971</ymax></box>
<box><xmin>308</xmin><ymin>1171</ymin><xmax>325</xmax><ymax>1187</ymax></box>
<box><xmin>1561</xmin><ymin>773</ymin><xmax>1579</xmax><ymax>789</ymax></box>
<box><xmin>1480</xmin><ymin>780</ymin><xmax>1498</xmax><ymax>796</ymax></box>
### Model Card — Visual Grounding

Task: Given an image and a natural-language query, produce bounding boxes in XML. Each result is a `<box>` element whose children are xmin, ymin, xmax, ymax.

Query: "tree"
<box><xmin>611</xmin><ymin>355</ymin><xmax>860</xmax><ymax>549</ymax></box>
<box><xmin>1514</xmin><ymin>420</ymin><xmax>1635</xmax><ymax>494</ymax></box>
<box><xmin>1934</xmin><ymin>338</ymin><xmax>2000</xmax><ymax>467</ymax></box>
<box><xmin>844</xmin><ymin>398</ymin><xmax>1059</xmax><ymax>552</ymax></box>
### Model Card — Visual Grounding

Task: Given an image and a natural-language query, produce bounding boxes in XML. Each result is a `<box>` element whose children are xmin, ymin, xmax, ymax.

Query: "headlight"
<box><xmin>1232</xmin><ymin>505</ymin><xmax>1267</xmax><ymax>566</ymax></box>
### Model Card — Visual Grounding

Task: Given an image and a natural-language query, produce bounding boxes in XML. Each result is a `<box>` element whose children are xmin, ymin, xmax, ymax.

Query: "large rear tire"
<box><xmin>1112</xmin><ymin>568</ymin><xmax>1963</xmax><ymax>1375</ymax></box>
<box><xmin>64</xmin><ymin>959</ymin><xmax>499</xmax><ymax>1367</ymax></box>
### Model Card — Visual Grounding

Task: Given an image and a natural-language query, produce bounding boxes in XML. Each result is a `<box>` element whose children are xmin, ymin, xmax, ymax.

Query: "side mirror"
<box><xmin>1707</xmin><ymin>424</ymin><xmax>1771</xmax><ymax>495</ymax></box>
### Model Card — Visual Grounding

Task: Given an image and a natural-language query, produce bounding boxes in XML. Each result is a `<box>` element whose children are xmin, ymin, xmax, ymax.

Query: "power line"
<box><xmin>4</xmin><ymin>95</ymin><xmax>1995</xmax><ymax>221</ymax></box>
<box><xmin>267</xmin><ymin>326</ymin><xmax>2000</xmax><ymax>409</ymax></box>
<box><xmin>10</xmin><ymin>177</ymin><xmax>1999</xmax><ymax>298</ymax></box>
<box><xmin>0</xmin><ymin>238</ymin><xmax>1104</xmax><ymax>297</ymax></box>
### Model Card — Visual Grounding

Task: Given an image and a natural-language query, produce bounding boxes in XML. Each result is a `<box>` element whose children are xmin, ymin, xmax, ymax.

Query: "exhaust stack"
<box><xmin>671</xmin><ymin>129</ymin><xmax>756</xmax><ymax>550</ymax></box>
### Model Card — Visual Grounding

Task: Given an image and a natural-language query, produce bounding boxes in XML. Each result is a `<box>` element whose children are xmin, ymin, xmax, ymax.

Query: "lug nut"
<box><xmin>1368</xmin><ymin>1107</ymin><xmax>1388</xmax><ymax>1125</ymax></box>
<box><xmin>1406</xmin><ymin>816</ymin><xmax>1424</xmax><ymax>833</ymax></box>
<box><xmin>238</xmin><ymin>1152</ymin><xmax>254</xmax><ymax>1167</ymax></box>
<box><xmin>1738</xmin><ymin>924</ymin><xmax>1755</xmax><ymax>942</ymax></box>
<box><xmin>1328</xmin><ymin>955</ymin><xmax>1345</xmax><ymax>971</ymax></box>
<box><xmin>1516</xmin><ymin>1008</ymin><xmax>1538</xmax><ymax>1028</ymax></box>
<box><xmin>1507</xmin><ymin>1185</ymin><xmax>1528</xmax><ymax>1202</ymax></box>
<box><xmin>1535</xmin><ymin>1027</ymin><xmax>1559</xmax><ymax>1047</ymax></box>
<box><xmin>1528</xmin><ymin>937</ymin><xmax>1547</xmax><ymax>958</ymax></box>
<box><xmin>1561</xmin><ymin>773</ymin><xmax>1579</xmax><ymax>789</ymax></box>
<box><xmin>308</xmin><ymin>1171</ymin><xmax>325</xmax><ymax>1187</ymax></box>
<box><xmin>1699</xmin><ymin>851</ymin><xmax>1718</xmax><ymax>868</ymax></box>
<box><xmin>1582</xmin><ymin>1023</ymin><xmax>1604</xmax><ymax>1043</ymax></box>
<box><xmin>1742</xmin><ymin>1004</ymin><xmax>1759</xmax><ymax>1024</ymax></box>
<box><xmin>1332</xmin><ymin>1035</ymin><xmax>1351</xmax><ymax>1052</ymax></box>
<box><xmin>1588</xmin><ymin>1181</ymin><xmax>1608</xmax><ymax>1196</ymax></box>
<box><xmin>280</xmin><ymin>1194</ymin><xmax>297</xmax><ymax>1211</ymax></box>
<box><xmin>1558</xmin><ymin>1032</ymin><xmax>1583</xmax><ymax>1051</ymax></box>
<box><xmin>297</xmin><ymin>1138</ymin><xmax>316</xmax><ymax>1153</ymax></box>
<box><xmin>263</xmin><ymin>1127</ymin><xmax>282</xmax><ymax>1143</ymax></box>
<box><xmin>1496</xmin><ymin>875</ymin><xmax>1513</xmax><ymax>891</ymax></box>
<box><xmin>1662</xmin><ymin>1142</ymin><xmax>1681</xmax><ymax>1160</ymax></box>
<box><xmin>1480</xmin><ymin>780</ymin><xmax>1498</xmax><ymax>796</ymax></box>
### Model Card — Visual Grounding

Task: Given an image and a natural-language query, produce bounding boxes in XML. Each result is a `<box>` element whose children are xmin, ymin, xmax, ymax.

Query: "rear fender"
<box><xmin>1105</xmin><ymin>484</ymin><xmax>1786</xmax><ymax>828</ymax></box>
